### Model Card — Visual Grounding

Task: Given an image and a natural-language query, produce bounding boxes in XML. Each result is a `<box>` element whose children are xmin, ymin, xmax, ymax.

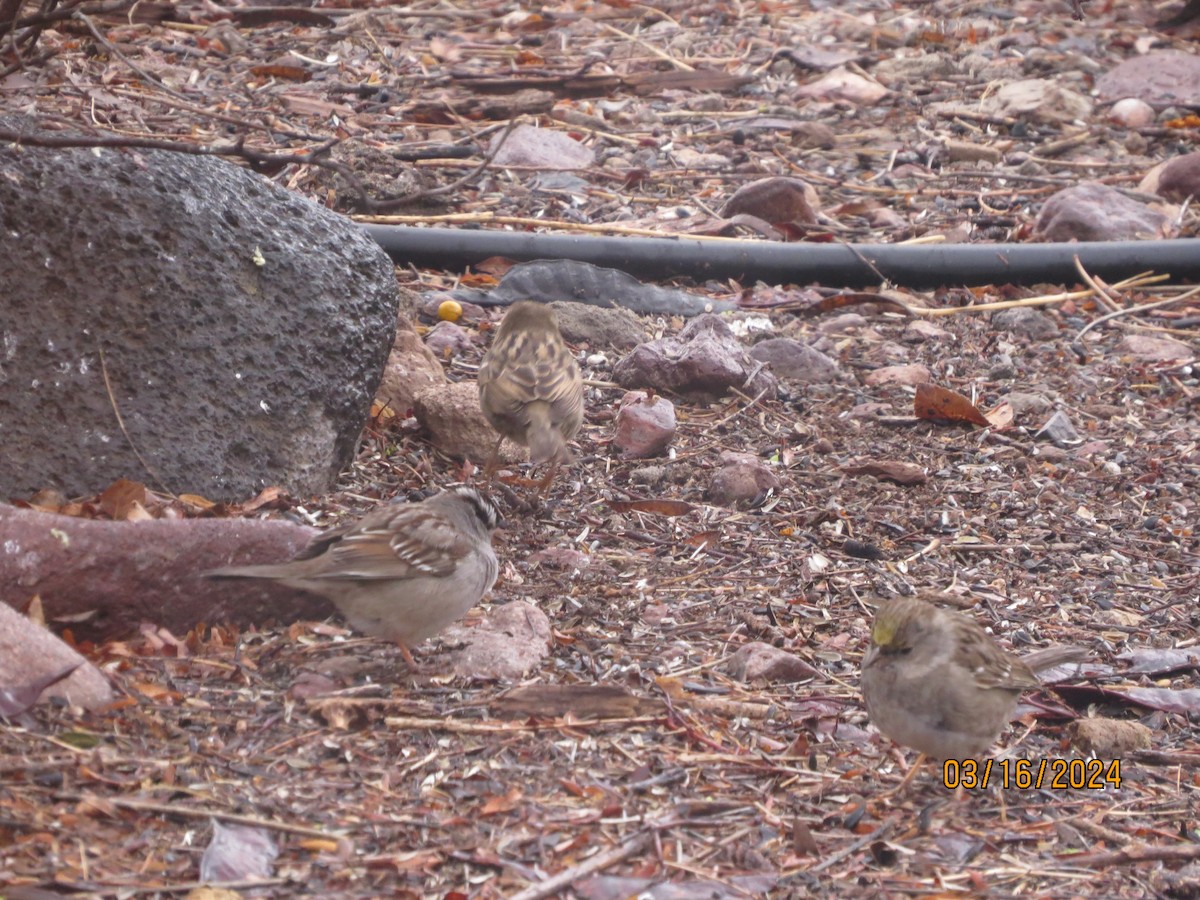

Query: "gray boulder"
<box><xmin>0</xmin><ymin>142</ymin><xmax>398</xmax><ymax>501</ymax></box>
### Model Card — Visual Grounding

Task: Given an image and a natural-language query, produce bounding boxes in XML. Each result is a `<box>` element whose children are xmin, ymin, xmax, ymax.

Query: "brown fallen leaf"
<box><xmin>98</xmin><ymin>477</ymin><xmax>147</xmax><ymax>520</ymax></box>
<box><xmin>914</xmin><ymin>382</ymin><xmax>990</xmax><ymax>426</ymax></box>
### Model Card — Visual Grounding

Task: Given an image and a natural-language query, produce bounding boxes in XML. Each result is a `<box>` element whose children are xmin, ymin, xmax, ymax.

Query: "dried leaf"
<box><xmin>914</xmin><ymin>383</ymin><xmax>990</xmax><ymax>426</ymax></box>
<box><xmin>250</xmin><ymin>64</ymin><xmax>311</xmax><ymax>82</ymax></box>
<box><xmin>478</xmin><ymin>788</ymin><xmax>522</xmax><ymax>817</ymax></box>
<box><xmin>99</xmin><ymin>478</ymin><xmax>147</xmax><ymax>520</ymax></box>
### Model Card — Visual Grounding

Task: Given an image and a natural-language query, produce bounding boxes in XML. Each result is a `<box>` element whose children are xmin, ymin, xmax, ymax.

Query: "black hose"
<box><xmin>363</xmin><ymin>224</ymin><xmax>1200</xmax><ymax>290</ymax></box>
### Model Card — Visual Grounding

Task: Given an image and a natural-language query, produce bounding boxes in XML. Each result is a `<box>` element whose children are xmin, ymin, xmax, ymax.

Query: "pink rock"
<box><xmin>725</xmin><ymin>641</ymin><xmax>822</xmax><ymax>684</ymax></box>
<box><xmin>424</xmin><ymin>320</ymin><xmax>474</xmax><ymax>359</ymax></box>
<box><xmin>1096</xmin><ymin>51</ymin><xmax>1200</xmax><ymax>109</ymax></box>
<box><xmin>613</xmin><ymin>391</ymin><xmax>676</xmax><ymax>459</ymax></box>
<box><xmin>708</xmin><ymin>454</ymin><xmax>781</xmax><ymax>508</ymax></box>
<box><xmin>1156</xmin><ymin>151</ymin><xmax>1200</xmax><ymax>202</ymax></box>
<box><xmin>817</xmin><ymin>313</ymin><xmax>867</xmax><ymax>334</ymax></box>
<box><xmin>902</xmin><ymin>320</ymin><xmax>952</xmax><ymax>343</ymax></box>
<box><xmin>1034</xmin><ymin>182</ymin><xmax>1172</xmax><ymax>242</ymax></box>
<box><xmin>1</xmin><ymin>504</ymin><xmax>321</xmax><ymax>641</ymax></box>
<box><xmin>864</xmin><ymin>364</ymin><xmax>932</xmax><ymax>387</ymax></box>
<box><xmin>375</xmin><ymin>317</ymin><xmax>446</xmax><ymax>416</ymax></box>
<box><xmin>721</xmin><ymin>177</ymin><xmax>820</xmax><ymax>226</ymax></box>
<box><xmin>489</xmin><ymin>124</ymin><xmax>595</xmax><ymax>170</ymax></box>
<box><xmin>0</xmin><ymin>601</ymin><xmax>113</xmax><ymax>711</ymax></box>
<box><xmin>446</xmin><ymin>601</ymin><xmax>551</xmax><ymax>679</ymax></box>
<box><xmin>1119</xmin><ymin>334</ymin><xmax>1195</xmax><ymax>362</ymax></box>
<box><xmin>412</xmin><ymin>381</ymin><xmax>524</xmax><ymax>464</ymax></box>
<box><xmin>1108</xmin><ymin>98</ymin><xmax>1156</xmax><ymax>128</ymax></box>
<box><xmin>613</xmin><ymin>314</ymin><xmax>777</xmax><ymax>399</ymax></box>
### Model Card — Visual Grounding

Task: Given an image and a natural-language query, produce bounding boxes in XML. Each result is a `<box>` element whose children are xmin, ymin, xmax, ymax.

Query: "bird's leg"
<box><xmin>877</xmin><ymin>752</ymin><xmax>927</xmax><ymax>800</ymax></box>
<box><xmin>533</xmin><ymin>445</ymin><xmax>572</xmax><ymax>498</ymax></box>
<box><xmin>396</xmin><ymin>641</ymin><xmax>418</xmax><ymax>670</ymax></box>
<box><xmin>534</xmin><ymin>461</ymin><xmax>560</xmax><ymax>498</ymax></box>
<box><xmin>482</xmin><ymin>436</ymin><xmax>505</xmax><ymax>482</ymax></box>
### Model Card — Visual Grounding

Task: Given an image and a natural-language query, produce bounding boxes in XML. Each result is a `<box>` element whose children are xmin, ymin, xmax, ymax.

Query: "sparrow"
<box><xmin>861</xmin><ymin>595</ymin><xmax>1087</xmax><ymax>761</ymax></box>
<box><xmin>477</xmin><ymin>301</ymin><xmax>584</xmax><ymax>483</ymax></box>
<box><xmin>207</xmin><ymin>487</ymin><xmax>500</xmax><ymax>667</ymax></box>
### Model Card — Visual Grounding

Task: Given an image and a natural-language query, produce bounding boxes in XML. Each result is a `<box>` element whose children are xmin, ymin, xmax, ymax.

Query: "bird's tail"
<box><xmin>205</xmin><ymin>564</ymin><xmax>293</xmax><ymax>581</ymax></box>
<box><xmin>1027</xmin><ymin>645</ymin><xmax>1089</xmax><ymax>679</ymax></box>
<box><xmin>525</xmin><ymin>401</ymin><xmax>568</xmax><ymax>465</ymax></box>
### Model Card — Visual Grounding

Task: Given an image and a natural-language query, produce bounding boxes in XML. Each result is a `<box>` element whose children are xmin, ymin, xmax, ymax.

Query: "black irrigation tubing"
<box><xmin>363</xmin><ymin>224</ymin><xmax>1200</xmax><ymax>290</ymax></box>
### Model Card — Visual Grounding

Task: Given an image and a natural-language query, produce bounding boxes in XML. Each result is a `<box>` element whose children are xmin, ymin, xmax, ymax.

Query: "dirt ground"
<box><xmin>2</xmin><ymin>0</ymin><xmax>1200</xmax><ymax>896</ymax></box>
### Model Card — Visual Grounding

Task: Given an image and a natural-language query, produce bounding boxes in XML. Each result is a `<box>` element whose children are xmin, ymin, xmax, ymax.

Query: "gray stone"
<box><xmin>992</xmin><ymin>308</ymin><xmax>1059</xmax><ymax>340</ymax></box>
<box><xmin>1005</xmin><ymin>391</ymin><xmax>1054</xmax><ymax>417</ymax></box>
<box><xmin>749</xmin><ymin>338</ymin><xmax>840</xmax><ymax>383</ymax></box>
<box><xmin>551</xmin><ymin>300</ymin><xmax>647</xmax><ymax>349</ymax></box>
<box><xmin>1036</xmin><ymin>410</ymin><xmax>1082</xmax><ymax>447</ymax></box>
<box><xmin>982</xmin><ymin>78</ymin><xmax>1093</xmax><ymax>125</ymax></box>
<box><xmin>0</xmin><ymin>142</ymin><xmax>398</xmax><ymax>501</ymax></box>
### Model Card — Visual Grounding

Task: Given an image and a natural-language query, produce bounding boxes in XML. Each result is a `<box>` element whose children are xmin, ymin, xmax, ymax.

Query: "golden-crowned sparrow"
<box><xmin>207</xmin><ymin>487</ymin><xmax>500</xmax><ymax>667</ymax></box>
<box><xmin>861</xmin><ymin>596</ymin><xmax>1086</xmax><ymax>760</ymax></box>
<box><xmin>478</xmin><ymin>301</ymin><xmax>583</xmax><ymax>478</ymax></box>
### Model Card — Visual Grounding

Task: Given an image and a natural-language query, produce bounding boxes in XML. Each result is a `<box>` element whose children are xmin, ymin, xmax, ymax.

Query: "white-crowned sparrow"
<box><xmin>207</xmin><ymin>487</ymin><xmax>500</xmax><ymax>667</ymax></box>
<box><xmin>478</xmin><ymin>301</ymin><xmax>584</xmax><ymax>480</ymax></box>
<box><xmin>861</xmin><ymin>595</ymin><xmax>1087</xmax><ymax>761</ymax></box>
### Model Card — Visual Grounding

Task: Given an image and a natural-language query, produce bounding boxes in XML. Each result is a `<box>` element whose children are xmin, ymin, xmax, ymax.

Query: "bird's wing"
<box><xmin>303</xmin><ymin>504</ymin><xmax>469</xmax><ymax>580</ymax></box>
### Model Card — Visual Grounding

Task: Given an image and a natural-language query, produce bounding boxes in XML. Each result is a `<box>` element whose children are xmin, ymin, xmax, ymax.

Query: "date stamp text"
<box><xmin>942</xmin><ymin>758</ymin><xmax>1121</xmax><ymax>791</ymax></box>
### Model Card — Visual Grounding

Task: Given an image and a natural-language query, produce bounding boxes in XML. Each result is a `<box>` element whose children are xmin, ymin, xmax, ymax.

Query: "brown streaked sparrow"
<box><xmin>207</xmin><ymin>487</ymin><xmax>500</xmax><ymax>667</ymax></box>
<box><xmin>861</xmin><ymin>595</ymin><xmax>1087</xmax><ymax>761</ymax></box>
<box><xmin>477</xmin><ymin>301</ymin><xmax>584</xmax><ymax>482</ymax></box>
